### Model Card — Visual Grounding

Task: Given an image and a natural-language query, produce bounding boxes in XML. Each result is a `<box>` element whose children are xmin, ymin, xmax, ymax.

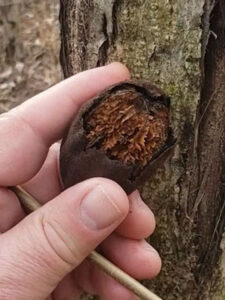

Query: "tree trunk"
<box><xmin>59</xmin><ymin>1</ymin><xmax>225</xmax><ymax>299</ymax></box>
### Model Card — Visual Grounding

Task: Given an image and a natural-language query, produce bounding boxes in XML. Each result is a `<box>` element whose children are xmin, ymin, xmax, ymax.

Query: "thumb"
<box><xmin>0</xmin><ymin>178</ymin><xmax>129</xmax><ymax>300</ymax></box>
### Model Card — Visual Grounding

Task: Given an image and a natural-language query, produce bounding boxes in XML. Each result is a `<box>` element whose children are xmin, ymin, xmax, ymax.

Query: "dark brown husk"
<box><xmin>60</xmin><ymin>81</ymin><xmax>175</xmax><ymax>194</ymax></box>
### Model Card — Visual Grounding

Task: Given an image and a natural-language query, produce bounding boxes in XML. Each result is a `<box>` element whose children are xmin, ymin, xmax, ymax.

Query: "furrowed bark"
<box><xmin>60</xmin><ymin>1</ymin><xmax>225</xmax><ymax>299</ymax></box>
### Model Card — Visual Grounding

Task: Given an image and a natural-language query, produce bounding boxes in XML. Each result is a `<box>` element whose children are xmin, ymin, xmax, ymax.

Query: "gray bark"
<box><xmin>60</xmin><ymin>1</ymin><xmax>225</xmax><ymax>299</ymax></box>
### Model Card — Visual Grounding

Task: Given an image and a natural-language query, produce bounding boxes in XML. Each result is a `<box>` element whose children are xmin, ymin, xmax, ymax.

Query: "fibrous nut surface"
<box><xmin>85</xmin><ymin>89</ymin><xmax>169</xmax><ymax>167</ymax></box>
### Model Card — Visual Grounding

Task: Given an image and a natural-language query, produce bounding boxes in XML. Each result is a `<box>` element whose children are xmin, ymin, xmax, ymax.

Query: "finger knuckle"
<box><xmin>39</xmin><ymin>214</ymin><xmax>82</xmax><ymax>271</ymax></box>
<box><xmin>0</xmin><ymin>260</ymin><xmax>23</xmax><ymax>299</ymax></box>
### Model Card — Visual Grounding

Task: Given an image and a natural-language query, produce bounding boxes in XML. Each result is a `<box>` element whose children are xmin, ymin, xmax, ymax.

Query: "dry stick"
<box><xmin>11</xmin><ymin>185</ymin><xmax>162</xmax><ymax>300</ymax></box>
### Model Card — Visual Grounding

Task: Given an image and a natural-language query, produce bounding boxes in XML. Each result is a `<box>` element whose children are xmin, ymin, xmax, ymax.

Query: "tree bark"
<box><xmin>59</xmin><ymin>1</ymin><xmax>225</xmax><ymax>299</ymax></box>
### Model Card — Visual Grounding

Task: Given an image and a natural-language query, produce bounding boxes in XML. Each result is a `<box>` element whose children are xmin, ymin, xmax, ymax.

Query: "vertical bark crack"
<box><xmin>96</xmin><ymin>0</ymin><xmax>118</xmax><ymax>66</ymax></box>
<box><xmin>190</xmin><ymin>0</ymin><xmax>225</xmax><ymax>286</ymax></box>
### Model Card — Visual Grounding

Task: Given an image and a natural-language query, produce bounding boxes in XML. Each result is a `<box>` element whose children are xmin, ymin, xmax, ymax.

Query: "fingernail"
<box><xmin>129</xmin><ymin>190</ymin><xmax>143</xmax><ymax>204</ymax></box>
<box><xmin>143</xmin><ymin>242</ymin><xmax>159</xmax><ymax>254</ymax></box>
<box><xmin>130</xmin><ymin>190</ymin><xmax>153</xmax><ymax>212</ymax></box>
<box><xmin>80</xmin><ymin>185</ymin><xmax>122</xmax><ymax>230</ymax></box>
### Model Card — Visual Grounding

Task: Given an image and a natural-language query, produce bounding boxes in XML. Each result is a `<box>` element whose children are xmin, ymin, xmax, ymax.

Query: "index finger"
<box><xmin>0</xmin><ymin>63</ymin><xmax>130</xmax><ymax>186</ymax></box>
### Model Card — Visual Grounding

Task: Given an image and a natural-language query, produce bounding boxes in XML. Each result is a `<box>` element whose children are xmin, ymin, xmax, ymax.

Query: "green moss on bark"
<box><xmin>105</xmin><ymin>1</ymin><xmax>205</xmax><ymax>298</ymax></box>
<box><xmin>60</xmin><ymin>0</ymin><xmax>225</xmax><ymax>298</ymax></box>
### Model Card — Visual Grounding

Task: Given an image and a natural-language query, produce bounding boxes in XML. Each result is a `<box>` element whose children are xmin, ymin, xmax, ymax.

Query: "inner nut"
<box><xmin>84</xmin><ymin>89</ymin><xmax>169</xmax><ymax>167</ymax></box>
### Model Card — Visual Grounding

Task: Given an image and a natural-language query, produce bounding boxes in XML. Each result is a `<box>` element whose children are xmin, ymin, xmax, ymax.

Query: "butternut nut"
<box><xmin>60</xmin><ymin>81</ymin><xmax>175</xmax><ymax>194</ymax></box>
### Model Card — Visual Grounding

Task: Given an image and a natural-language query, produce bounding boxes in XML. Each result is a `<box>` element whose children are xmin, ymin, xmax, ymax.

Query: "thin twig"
<box><xmin>11</xmin><ymin>185</ymin><xmax>162</xmax><ymax>300</ymax></box>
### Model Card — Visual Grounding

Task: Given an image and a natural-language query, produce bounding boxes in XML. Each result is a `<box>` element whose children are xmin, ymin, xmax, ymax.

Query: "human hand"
<box><xmin>0</xmin><ymin>63</ymin><xmax>161</xmax><ymax>300</ymax></box>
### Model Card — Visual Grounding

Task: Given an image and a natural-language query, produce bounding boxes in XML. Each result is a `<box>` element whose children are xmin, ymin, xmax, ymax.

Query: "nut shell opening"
<box><xmin>85</xmin><ymin>88</ymin><xmax>169</xmax><ymax>167</ymax></box>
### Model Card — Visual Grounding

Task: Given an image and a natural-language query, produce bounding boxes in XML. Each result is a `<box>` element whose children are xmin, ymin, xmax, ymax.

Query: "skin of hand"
<box><xmin>0</xmin><ymin>62</ymin><xmax>161</xmax><ymax>300</ymax></box>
